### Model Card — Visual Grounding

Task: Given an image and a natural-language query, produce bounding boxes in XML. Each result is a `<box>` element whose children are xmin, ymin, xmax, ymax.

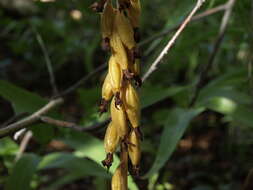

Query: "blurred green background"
<box><xmin>0</xmin><ymin>0</ymin><xmax>252</xmax><ymax>189</ymax></box>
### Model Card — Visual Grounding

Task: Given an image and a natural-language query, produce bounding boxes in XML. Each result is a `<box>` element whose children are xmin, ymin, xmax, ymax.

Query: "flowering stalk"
<box><xmin>92</xmin><ymin>0</ymin><xmax>142</xmax><ymax>188</ymax></box>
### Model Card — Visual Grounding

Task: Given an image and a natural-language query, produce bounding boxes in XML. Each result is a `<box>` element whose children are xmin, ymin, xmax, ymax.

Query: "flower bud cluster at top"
<box><xmin>91</xmin><ymin>0</ymin><xmax>142</xmax><ymax>189</ymax></box>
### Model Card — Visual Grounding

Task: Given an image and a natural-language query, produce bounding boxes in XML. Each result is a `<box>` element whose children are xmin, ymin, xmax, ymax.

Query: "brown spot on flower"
<box><xmin>115</xmin><ymin>92</ymin><xmax>123</xmax><ymax>109</ymax></box>
<box><xmin>102</xmin><ymin>153</ymin><xmax>113</xmax><ymax>170</ymax></box>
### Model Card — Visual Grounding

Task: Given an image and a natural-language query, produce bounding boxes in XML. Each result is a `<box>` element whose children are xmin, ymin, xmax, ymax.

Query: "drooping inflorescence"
<box><xmin>91</xmin><ymin>0</ymin><xmax>142</xmax><ymax>189</ymax></box>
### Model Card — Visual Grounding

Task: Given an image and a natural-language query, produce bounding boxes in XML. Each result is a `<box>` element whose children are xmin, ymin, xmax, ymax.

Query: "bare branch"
<box><xmin>142</xmin><ymin>0</ymin><xmax>206</xmax><ymax>82</ymax></box>
<box><xmin>0</xmin><ymin>62</ymin><xmax>106</xmax><ymax>138</ymax></box>
<box><xmin>189</xmin><ymin>0</ymin><xmax>236</xmax><ymax>107</ymax></box>
<box><xmin>0</xmin><ymin>98</ymin><xmax>63</xmax><ymax>138</ymax></box>
<box><xmin>140</xmin><ymin>3</ymin><xmax>227</xmax><ymax>47</ymax></box>
<box><xmin>33</xmin><ymin>26</ymin><xmax>59</xmax><ymax>96</ymax></box>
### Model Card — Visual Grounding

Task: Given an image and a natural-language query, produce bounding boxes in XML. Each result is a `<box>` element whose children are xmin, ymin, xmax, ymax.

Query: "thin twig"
<box><xmin>140</xmin><ymin>3</ymin><xmax>227</xmax><ymax>47</ymax></box>
<box><xmin>142</xmin><ymin>0</ymin><xmax>206</xmax><ymax>82</ymax></box>
<box><xmin>0</xmin><ymin>98</ymin><xmax>63</xmax><ymax>138</ymax></box>
<box><xmin>15</xmin><ymin>131</ymin><xmax>33</xmax><ymax>161</ymax></box>
<box><xmin>33</xmin><ymin>26</ymin><xmax>59</xmax><ymax>96</ymax></box>
<box><xmin>189</xmin><ymin>0</ymin><xmax>236</xmax><ymax>107</ymax></box>
<box><xmin>40</xmin><ymin>116</ymin><xmax>110</xmax><ymax>132</ymax></box>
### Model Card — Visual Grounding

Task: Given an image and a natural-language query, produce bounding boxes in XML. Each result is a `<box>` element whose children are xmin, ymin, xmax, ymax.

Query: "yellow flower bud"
<box><xmin>110</xmin><ymin>97</ymin><xmax>129</xmax><ymax>139</ymax></box>
<box><xmin>128</xmin><ymin>129</ymin><xmax>141</xmax><ymax>175</ymax></box>
<box><xmin>124</xmin><ymin>83</ymin><xmax>140</xmax><ymax>128</ymax></box>
<box><xmin>115</xmin><ymin>10</ymin><xmax>136</xmax><ymax>50</ymax></box>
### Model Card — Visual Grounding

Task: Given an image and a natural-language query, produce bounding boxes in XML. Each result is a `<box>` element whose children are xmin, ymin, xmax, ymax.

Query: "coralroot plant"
<box><xmin>91</xmin><ymin>0</ymin><xmax>142</xmax><ymax>189</ymax></box>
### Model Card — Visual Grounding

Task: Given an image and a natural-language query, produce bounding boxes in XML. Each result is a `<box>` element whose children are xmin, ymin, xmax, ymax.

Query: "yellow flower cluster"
<box><xmin>91</xmin><ymin>0</ymin><xmax>142</xmax><ymax>189</ymax></box>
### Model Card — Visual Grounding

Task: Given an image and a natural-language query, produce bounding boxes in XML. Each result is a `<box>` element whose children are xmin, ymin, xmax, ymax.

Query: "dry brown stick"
<box><xmin>142</xmin><ymin>0</ymin><xmax>206</xmax><ymax>82</ymax></box>
<box><xmin>189</xmin><ymin>0</ymin><xmax>236</xmax><ymax>107</ymax></box>
<box><xmin>0</xmin><ymin>98</ymin><xmax>63</xmax><ymax>138</ymax></box>
<box><xmin>140</xmin><ymin>3</ymin><xmax>227</xmax><ymax>47</ymax></box>
<box><xmin>40</xmin><ymin>116</ymin><xmax>110</xmax><ymax>132</ymax></box>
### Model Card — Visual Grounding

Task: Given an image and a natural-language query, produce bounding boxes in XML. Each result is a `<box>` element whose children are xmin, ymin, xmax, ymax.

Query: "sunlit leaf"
<box><xmin>0</xmin><ymin>80</ymin><xmax>56</xmax><ymax>143</ymax></box>
<box><xmin>143</xmin><ymin>108</ymin><xmax>204</xmax><ymax>178</ymax></box>
<box><xmin>61</xmin><ymin>131</ymin><xmax>139</xmax><ymax>190</ymax></box>
<box><xmin>5</xmin><ymin>154</ymin><xmax>41</xmax><ymax>190</ymax></box>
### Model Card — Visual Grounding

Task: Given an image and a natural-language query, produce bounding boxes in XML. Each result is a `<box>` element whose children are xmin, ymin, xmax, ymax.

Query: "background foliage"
<box><xmin>0</xmin><ymin>0</ymin><xmax>252</xmax><ymax>189</ymax></box>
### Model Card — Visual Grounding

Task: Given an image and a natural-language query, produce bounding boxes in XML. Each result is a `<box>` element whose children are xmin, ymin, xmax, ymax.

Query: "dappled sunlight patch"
<box><xmin>206</xmin><ymin>97</ymin><xmax>237</xmax><ymax>114</ymax></box>
<box><xmin>70</xmin><ymin>10</ymin><xmax>82</xmax><ymax>20</ymax></box>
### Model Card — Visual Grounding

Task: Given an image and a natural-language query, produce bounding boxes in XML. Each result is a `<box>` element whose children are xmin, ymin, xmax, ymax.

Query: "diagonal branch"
<box><xmin>0</xmin><ymin>62</ymin><xmax>106</xmax><ymax>138</ymax></box>
<box><xmin>189</xmin><ymin>0</ymin><xmax>236</xmax><ymax>107</ymax></box>
<box><xmin>140</xmin><ymin>3</ymin><xmax>227</xmax><ymax>47</ymax></box>
<box><xmin>0</xmin><ymin>98</ymin><xmax>63</xmax><ymax>138</ymax></box>
<box><xmin>142</xmin><ymin>0</ymin><xmax>206</xmax><ymax>82</ymax></box>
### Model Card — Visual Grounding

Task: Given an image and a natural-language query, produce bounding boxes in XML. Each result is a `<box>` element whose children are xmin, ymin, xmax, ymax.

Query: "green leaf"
<box><xmin>38</xmin><ymin>152</ymin><xmax>109</xmax><ymax>189</ymax></box>
<box><xmin>0</xmin><ymin>80</ymin><xmax>47</xmax><ymax>114</ymax></box>
<box><xmin>198</xmin><ymin>87</ymin><xmax>252</xmax><ymax>106</ymax></box>
<box><xmin>197</xmin><ymin>68</ymin><xmax>250</xmax><ymax>106</ymax></box>
<box><xmin>203</xmin><ymin>97</ymin><xmax>253</xmax><ymax>127</ymax></box>
<box><xmin>0</xmin><ymin>80</ymin><xmax>56</xmax><ymax>143</ymax></box>
<box><xmin>61</xmin><ymin>131</ymin><xmax>139</xmax><ymax>190</ymax></box>
<box><xmin>143</xmin><ymin>108</ymin><xmax>204</xmax><ymax>178</ymax></box>
<box><xmin>140</xmin><ymin>84</ymin><xmax>188</xmax><ymax>108</ymax></box>
<box><xmin>39</xmin><ymin>152</ymin><xmax>109</xmax><ymax>178</ymax></box>
<box><xmin>42</xmin><ymin>171</ymin><xmax>90</xmax><ymax>190</ymax></box>
<box><xmin>0</xmin><ymin>137</ymin><xmax>19</xmax><ymax>156</ymax></box>
<box><xmin>5</xmin><ymin>154</ymin><xmax>41</xmax><ymax>190</ymax></box>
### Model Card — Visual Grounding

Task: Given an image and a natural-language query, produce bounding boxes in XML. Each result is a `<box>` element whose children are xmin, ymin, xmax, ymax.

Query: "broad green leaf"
<box><xmin>143</xmin><ymin>108</ymin><xmax>204</xmax><ymax>178</ymax></box>
<box><xmin>5</xmin><ymin>154</ymin><xmax>41</xmax><ymax>190</ymax></box>
<box><xmin>0</xmin><ymin>80</ymin><xmax>46</xmax><ymax>114</ymax></box>
<box><xmin>61</xmin><ymin>131</ymin><xmax>139</xmax><ymax>190</ymax></box>
<box><xmin>195</xmin><ymin>68</ymin><xmax>253</xmax><ymax>127</ymax></box>
<box><xmin>0</xmin><ymin>137</ymin><xmax>19</xmax><ymax>156</ymax></box>
<box><xmin>39</xmin><ymin>153</ymin><xmax>110</xmax><ymax>190</ymax></box>
<box><xmin>43</xmin><ymin>171</ymin><xmax>90</xmax><ymax>190</ymax></box>
<box><xmin>0</xmin><ymin>80</ymin><xmax>56</xmax><ymax>143</ymax></box>
<box><xmin>38</xmin><ymin>152</ymin><xmax>109</xmax><ymax>178</ymax></box>
<box><xmin>203</xmin><ymin>97</ymin><xmax>253</xmax><ymax>127</ymax></box>
<box><xmin>197</xmin><ymin>87</ymin><xmax>252</xmax><ymax>106</ymax></box>
<box><xmin>140</xmin><ymin>84</ymin><xmax>188</xmax><ymax>108</ymax></box>
<box><xmin>39</xmin><ymin>152</ymin><xmax>109</xmax><ymax>189</ymax></box>
<box><xmin>201</xmin><ymin>69</ymin><xmax>247</xmax><ymax>89</ymax></box>
<box><xmin>197</xmin><ymin>68</ymin><xmax>248</xmax><ymax>105</ymax></box>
